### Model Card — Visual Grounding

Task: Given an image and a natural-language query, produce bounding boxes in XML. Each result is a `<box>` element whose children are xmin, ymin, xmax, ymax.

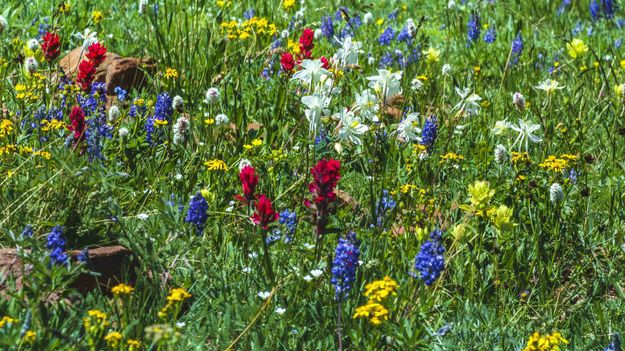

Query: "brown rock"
<box><xmin>0</xmin><ymin>245</ymin><xmax>135</xmax><ymax>295</ymax></box>
<box><xmin>59</xmin><ymin>47</ymin><xmax>156</xmax><ymax>96</ymax></box>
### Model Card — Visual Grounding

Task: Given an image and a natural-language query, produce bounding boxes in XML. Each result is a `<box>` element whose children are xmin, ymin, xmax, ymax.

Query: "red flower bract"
<box><xmin>320</xmin><ymin>56</ymin><xmax>330</xmax><ymax>69</ymax></box>
<box><xmin>67</xmin><ymin>106</ymin><xmax>86</xmax><ymax>141</ymax></box>
<box><xmin>280</xmin><ymin>52</ymin><xmax>295</xmax><ymax>72</ymax></box>
<box><xmin>307</xmin><ymin>158</ymin><xmax>341</xmax><ymax>205</ymax></box>
<box><xmin>41</xmin><ymin>32</ymin><xmax>61</xmax><ymax>62</ymax></box>
<box><xmin>251</xmin><ymin>195</ymin><xmax>279</xmax><ymax>230</ymax></box>
<box><xmin>86</xmin><ymin>42</ymin><xmax>107</xmax><ymax>66</ymax></box>
<box><xmin>76</xmin><ymin>60</ymin><xmax>96</xmax><ymax>91</ymax></box>
<box><xmin>299</xmin><ymin>28</ymin><xmax>315</xmax><ymax>59</ymax></box>
<box><xmin>236</xmin><ymin>165</ymin><xmax>259</xmax><ymax>203</ymax></box>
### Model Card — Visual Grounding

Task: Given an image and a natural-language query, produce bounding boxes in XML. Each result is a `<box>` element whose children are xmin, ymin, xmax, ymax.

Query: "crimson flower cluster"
<box><xmin>280</xmin><ymin>28</ymin><xmax>316</xmax><ymax>73</ymax></box>
<box><xmin>235</xmin><ymin>165</ymin><xmax>259</xmax><ymax>204</ymax></box>
<box><xmin>251</xmin><ymin>195</ymin><xmax>279</xmax><ymax>231</ymax></box>
<box><xmin>236</xmin><ymin>166</ymin><xmax>278</xmax><ymax>231</ymax></box>
<box><xmin>305</xmin><ymin>158</ymin><xmax>341</xmax><ymax>236</ymax></box>
<box><xmin>41</xmin><ymin>32</ymin><xmax>61</xmax><ymax>62</ymax></box>
<box><xmin>77</xmin><ymin>42</ymin><xmax>107</xmax><ymax>91</ymax></box>
<box><xmin>67</xmin><ymin>106</ymin><xmax>86</xmax><ymax>142</ymax></box>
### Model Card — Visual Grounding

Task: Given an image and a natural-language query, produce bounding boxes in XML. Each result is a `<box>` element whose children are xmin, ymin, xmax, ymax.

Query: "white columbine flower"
<box><xmin>75</xmin><ymin>28</ymin><xmax>98</xmax><ymax>48</ymax></box>
<box><xmin>336</xmin><ymin>108</ymin><xmax>369</xmax><ymax>145</ymax></box>
<box><xmin>509</xmin><ymin>119</ymin><xmax>543</xmax><ymax>151</ymax></box>
<box><xmin>442</xmin><ymin>64</ymin><xmax>452</xmax><ymax>76</ymax></box>
<box><xmin>363</xmin><ymin>12</ymin><xmax>374</xmax><ymax>25</ymax></box>
<box><xmin>396</xmin><ymin>112</ymin><xmax>422</xmax><ymax>142</ymax></box>
<box><xmin>366</xmin><ymin>69</ymin><xmax>403</xmax><ymax>102</ymax></box>
<box><xmin>333</xmin><ymin>36</ymin><xmax>363</xmax><ymax>68</ymax></box>
<box><xmin>452</xmin><ymin>87</ymin><xmax>482</xmax><ymax>117</ymax></box>
<box><xmin>534</xmin><ymin>79</ymin><xmax>565</xmax><ymax>95</ymax></box>
<box><xmin>314</xmin><ymin>28</ymin><xmax>322</xmax><ymax>40</ymax></box>
<box><xmin>354</xmin><ymin>89</ymin><xmax>379</xmax><ymax>122</ymax></box>
<box><xmin>291</xmin><ymin>59</ymin><xmax>331</xmax><ymax>86</ymax></box>
<box><xmin>118</xmin><ymin>127</ymin><xmax>129</xmax><ymax>137</ymax></box>
<box><xmin>491</xmin><ymin>119</ymin><xmax>510</xmax><ymax>135</ymax></box>
<box><xmin>301</xmin><ymin>93</ymin><xmax>330</xmax><ymax>135</ymax></box>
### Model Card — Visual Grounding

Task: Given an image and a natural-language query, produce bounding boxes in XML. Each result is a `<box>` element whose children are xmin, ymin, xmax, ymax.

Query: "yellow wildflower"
<box><xmin>283</xmin><ymin>0</ymin><xmax>296</xmax><ymax>11</ymax></box>
<box><xmin>439</xmin><ymin>152</ymin><xmax>464</xmax><ymax>164</ymax></box>
<box><xmin>104</xmin><ymin>331</ymin><xmax>122</xmax><ymax>349</ymax></box>
<box><xmin>34</xmin><ymin>150</ymin><xmax>51</xmax><ymax>159</ymax></box>
<box><xmin>0</xmin><ymin>119</ymin><xmax>14</xmax><ymax>138</ymax></box>
<box><xmin>41</xmin><ymin>118</ymin><xmax>65</xmax><ymax>132</ymax></box>
<box><xmin>167</xmin><ymin>288</ymin><xmax>192</xmax><ymax>303</ymax></box>
<box><xmin>127</xmin><ymin>339</ymin><xmax>141</xmax><ymax>351</ymax></box>
<box><xmin>287</xmin><ymin>39</ymin><xmax>301</xmax><ymax>55</ymax></box>
<box><xmin>92</xmin><ymin>11</ymin><xmax>104</xmax><ymax>24</ymax></box>
<box><xmin>59</xmin><ymin>2</ymin><xmax>71</xmax><ymax>14</ymax></box>
<box><xmin>460</xmin><ymin>181</ymin><xmax>495</xmax><ymax>217</ymax></box>
<box><xmin>204</xmin><ymin>118</ymin><xmax>215</xmax><ymax>125</ymax></box>
<box><xmin>363</xmin><ymin>277</ymin><xmax>399</xmax><ymax>302</ymax></box>
<box><xmin>423</xmin><ymin>47</ymin><xmax>440</xmax><ymax>64</ymax></box>
<box><xmin>251</xmin><ymin>138</ymin><xmax>263</xmax><ymax>147</ymax></box>
<box><xmin>353</xmin><ymin>302</ymin><xmax>389</xmax><ymax>325</ymax></box>
<box><xmin>511</xmin><ymin>151</ymin><xmax>531</xmax><ymax>165</ymax></box>
<box><xmin>164</xmin><ymin>67</ymin><xmax>179</xmax><ymax>79</ymax></box>
<box><xmin>621</xmin><ymin>59</ymin><xmax>625</xmax><ymax>69</ymax></box>
<box><xmin>566</xmin><ymin>38</ymin><xmax>588</xmax><ymax>59</ymax></box>
<box><xmin>205</xmin><ymin>159</ymin><xmax>229</xmax><ymax>171</ymax></box>
<box><xmin>154</xmin><ymin>119</ymin><xmax>168</xmax><ymax>127</ymax></box>
<box><xmin>23</xmin><ymin>330</ymin><xmax>36</xmax><ymax>344</ymax></box>
<box><xmin>111</xmin><ymin>283</ymin><xmax>135</xmax><ymax>297</ymax></box>
<box><xmin>488</xmin><ymin>205</ymin><xmax>514</xmax><ymax>232</ymax></box>
<box><xmin>522</xmin><ymin>331</ymin><xmax>568</xmax><ymax>351</ymax></box>
<box><xmin>0</xmin><ymin>316</ymin><xmax>17</xmax><ymax>328</ymax></box>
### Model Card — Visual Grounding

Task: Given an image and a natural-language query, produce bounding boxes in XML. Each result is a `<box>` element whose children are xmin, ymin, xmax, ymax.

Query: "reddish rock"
<box><xmin>59</xmin><ymin>47</ymin><xmax>156</xmax><ymax>96</ymax></box>
<box><xmin>0</xmin><ymin>245</ymin><xmax>135</xmax><ymax>295</ymax></box>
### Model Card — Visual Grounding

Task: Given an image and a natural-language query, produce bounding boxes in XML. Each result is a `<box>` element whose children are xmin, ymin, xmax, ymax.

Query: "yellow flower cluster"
<box><xmin>0</xmin><ymin>119</ymin><xmax>14</xmax><ymax>138</ymax></box>
<box><xmin>0</xmin><ymin>316</ymin><xmax>17</xmax><ymax>328</ymax></box>
<box><xmin>0</xmin><ymin>145</ymin><xmax>49</xmax><ymax>159</ymax></box>
<box><xmin>538</xmin><ymin>154</ymin><xmax>577</xmax><ymax>172</ymax></box>
<box><xmin>243</xmin><ymin>138</ymin><xmax>263</xmax><ymax>150</ymax></box>
<box><xmin>487</xmin><ymin>204</ymin><xmax>514</xmax><ymax>232</ymax></box>
<box><xmin>439</xmin><ymin>152</ymin><xmax>464</xmax><ymax>164</ymax></box>
<box><xmin>205</xmin><ymin>159</ymin><xmax>229</xmax><ymax>171</ymax></box>
<box><xmin>41</xmin><ymin>119</ymin><xmax>65</xmax><ymax>132</ymax></box>
<box><xmin>353</xmin><ymin>277</ymin><xmax>398</xmax><ymax>325</ymax></box>
<box><xmin>465</xmin><ymin>181</ymin><xmax>495</xmax><ymax>217</ymax></box>
<box><xmin>23</xmin><ymin>330</ymin><xmax>36</xmax><ymax>344</ymax></box>
<box><xmin>104</xmin><ymin>331</ymin><xmax>122</xmax><ymax>348</ymax></box>
<box><xmin>363</xmin><ymin>276</ymin><xmax>399</xmax><ymax>302</ymax></box>
<box><xmin>522</xmin><ymin>331</ymin><xmax>569</xmax><ymax>351</ymax></box>
<box><xmin>353</xmin><ymin>302</ymin><xmax>389</xmax><ymax>325</ymax></box>
<box><xmin>111</xmin><ymin>283</ymin><xmax>135</xmax><ymax>297</ymax></box>
<box><xmin>127</xmin><ymin>339</ymin><xmax>142</xmax><ymax>351</ymax></box>
<box><xmin>58</xmin><ymin>2</ymin><xmax>72</xmax><ymax>14</ymax></box>
<box><xmin>220</xmin><ymin>17</ymin><xmax>277</xmax><ymax>40</ymax></box>
<box><xmin>164</xmin><ymin>67</ymin><xmax>179</xmax><ymax>80</ymax></box>
<box><xmin>511</xmin><ymin>151</ymin><xmax>531</xmax><ymax>165</ymax></box>
<box><xmin>287</xmin><ymin>39</ymin><xmax>301</xmax><ymax>55</ymax></box>
<box><xmin>283</xmin><ymin>0</ymin><xmax>296</xmax><ymax>11</ymax></box>
<box><xmin>92</xmin><ymin>11</ymin><xmax>104</xmax><ymax>24</ymax></box>
<box><xmin>159</xmin><ymin>287</ymin><xmax>192</xmax><ymax>320</ymax></box>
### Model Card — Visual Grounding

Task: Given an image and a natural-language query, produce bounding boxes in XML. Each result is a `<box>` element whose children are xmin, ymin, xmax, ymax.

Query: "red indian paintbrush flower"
<box><xmin>76</xmin><ymin>60</ymin><xmax>96</xmax><ymax>91</ymax></box>
<box><xmin>235</xmin><ymin>165</ymin><xmax>259</xmax><ymax>203</ymax></box>
<box><xmin>41</xmin><ymin>32</ymin><xmax>61</xmax><ymax>62</ymax></box>
<box><xmin>299</xmin><ymin>28</ymin><xmax>315</xmax><ymax>59</ymax></box>
<box><xmin>67</xmin><ymin>106</ymin><xmax>86</xmax><ymax>141</ymax></box>
<box><xmin>86</xmin><ymin>42</ymin><xmax>107</xmax><ymax>66</ymax></box>
<box><xmin>251</xmin><ymin>195</ymin><xmax>279</xmax><ymax>230</ymax></box>
<box><xmin>320</xmin><ymin>56</ymin><xmax>330</xmax><ymax>69</ymax></box>
<box><xmin>280</xmin><ymin>52</ymin><xmax>295</xmax><ymax>72</ymax></box>
<box><xmin>305</xmin><ymin>158</ymin><xmax>341</xmax><ymax>236</ymax></box>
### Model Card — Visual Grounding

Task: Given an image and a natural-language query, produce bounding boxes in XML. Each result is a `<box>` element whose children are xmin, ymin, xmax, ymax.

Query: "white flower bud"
<box><xmin>172</xmin><ymin>95</ymin><xmax>184</xmax><ymax>112</ymax></box>
<box><xmin>27</xmin><ymin>39</ymin><xmax>40</xmax><ymax>51</ymax></box>
<box><xmin>549</xmin><ymin>183</ymin><xmax>563</xmax><ymax>204</ymax></box>
<box><xmin>512</xmin><ymin>92</ymin><xmax>525</xmax><ymax>111</ymax></box>
<box><xmin>215</xmin><ymin>113</ymin><xmax>229</xmax><ymax>126</ymax></box>
<box><xmin>204</xmin><ymin>87</ymin><xmax>220</xmax><ymax>104</ymax></box>
<box><xmin>494</xmin><ymin>144</ymin><xmax>507</xmax><ymax>164</ymax></box>
<box><xmin>108</xmin><ymin>106</ymin><xmax>121</xmax><ymax>123</ymax></box>
<box><xmin>0</xmin><ymin>16</ymin><xmax>7</xmax><ymax>34</ymax></box>
<box><xmin>24</xmin><ymin>57</ymin><xmax>38</xmax><ymax>74</ymax></box>
<box><xmin>363</xmin><ymin>12</ymin><xmax>374</xmax><ymax>25</ymax></box>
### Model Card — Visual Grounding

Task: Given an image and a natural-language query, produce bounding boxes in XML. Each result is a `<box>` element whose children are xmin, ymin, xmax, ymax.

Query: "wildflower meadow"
<box><xmin>2</xmin><ymin>0</ymin><xmax>625</xmax><ymax>349</ymax></box>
